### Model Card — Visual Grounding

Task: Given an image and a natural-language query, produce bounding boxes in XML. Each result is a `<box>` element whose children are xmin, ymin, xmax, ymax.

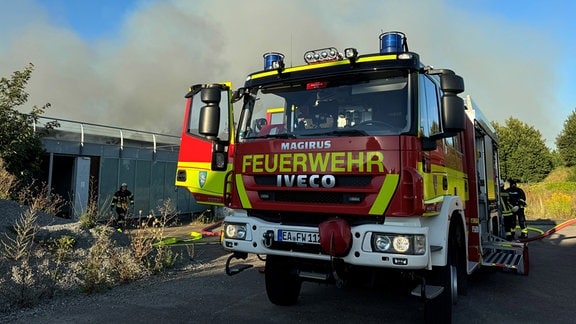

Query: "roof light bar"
<box><xmin>303</xmin><ymin>47</ymin><xmax>341</xmax><ymax>64</ymax></box>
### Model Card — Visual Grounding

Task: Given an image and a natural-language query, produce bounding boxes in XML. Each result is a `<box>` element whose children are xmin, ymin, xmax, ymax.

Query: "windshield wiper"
<box><xmin>244</xmin><ymin>133</ymin><xmax>297</xmax><ymax>139</ymax></box>
<box><xmin>301</xmin><ymin>129</ymin><xmax>368</xmax><ymax>137</ymax></box>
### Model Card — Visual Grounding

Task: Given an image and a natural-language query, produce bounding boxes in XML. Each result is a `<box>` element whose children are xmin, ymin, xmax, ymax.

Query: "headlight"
<box><xmin>374</xmin><ymin>235</ymin><xmax>391</xmax><ymax>251</ymax></box>
<box><xmin>224</xmin><ymin>223</ymin><xmax>247</xmax><ymax>240</ymax></box>
<box><xmin>371</xmin><ymin>233</ymin><xmax>426</xmax><ymax>255</ymax></box>
<box><xmin>393</xmin><ymin>236</ymin><xmax>410</xmax><ymax>253</ymax></box>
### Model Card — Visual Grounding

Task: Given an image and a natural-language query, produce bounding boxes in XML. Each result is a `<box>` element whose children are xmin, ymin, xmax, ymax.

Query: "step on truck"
<box><xmin>175</xmin><ymin>31</ymin><xmax>528</xmax><ymax>323</ymax></box>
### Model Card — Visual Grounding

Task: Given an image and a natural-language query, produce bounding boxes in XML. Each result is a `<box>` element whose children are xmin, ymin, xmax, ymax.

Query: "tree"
<box><xmin>0</xmin><ymin>63</ymin><xmax>57</xmax><ymax>190</ymax></box>
<box><xmin>493</xmin><ymin>117</ymin><xmax>553</xmax><ymax>183</ymax></box>
<box><xmin>555</xmin><ymin>109</ymin><xmax>576</xmax><ymax>167</ymax></box>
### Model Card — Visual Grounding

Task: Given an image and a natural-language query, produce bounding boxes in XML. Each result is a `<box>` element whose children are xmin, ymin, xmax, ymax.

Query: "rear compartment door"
<box><xmin>176</xmin><ymin>82</ymin><xmax>234</xmax><ymax>206</ymax></box>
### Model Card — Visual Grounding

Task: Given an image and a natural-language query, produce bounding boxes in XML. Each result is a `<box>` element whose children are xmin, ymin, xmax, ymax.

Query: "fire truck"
<box><xmin>175</xmin><ymin>32</ymin><xmax>528</xmax><ymax>322</ymax></box>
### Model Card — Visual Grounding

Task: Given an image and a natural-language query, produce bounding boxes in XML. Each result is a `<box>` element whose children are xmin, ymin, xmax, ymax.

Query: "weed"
<box><xmin>80</xmin><ymin>226</ymin><xmax>117</xmax><ymax>293</ymax></box>
<box><xmin>78</xmin><ymin>177</ymin><xmax>107</xmax><ymax>229</ymax></box>
<box><xmin>130</xmin><ymin>215</ymin><xmax>157</xmax><ymax>264</ymax></box>
<box><xmin>80</xmin><ymin>223</ymin><xmax>151</xmax><ymax>294</ymax></box>
<box><xmin>0</xmin><ymin>184</ymin><xmax>66</xmax><ymax>308</ymax></box>
<box><xmin>128</xmin><ymin>199</ymin><xmax>181</xmax><ymax>274</ymax></box>
<box><xmin>0</xmin><ymin>158</ymin><xmax>16</xmax><ymax>199</ymax></box>
<box><xmin>1</xmin><ymin>207</ymin><xmax>38</xmax><ymax>261</ymax></box>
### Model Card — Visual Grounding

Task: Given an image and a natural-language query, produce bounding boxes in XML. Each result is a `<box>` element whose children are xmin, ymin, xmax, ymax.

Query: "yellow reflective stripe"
<box><xmin>356</xmin><ymin>55</ymin><xmax>397</xmax><ymax>63</ymax></box>
<box><xmin>235</xmin><ymin>174</ymin><xmax>252</xmax><ymax>209</ymax></box>
<box><xmin>423</xmin><ymin>196</ymin><xmax>444</xmax><ymax>217</ymax></box>
<box><xmin>369</xmin><ymin>174</ymin><xmax>399</xmax><ymax>215</ymax></box>
<box><xmin>425</xmin><ymin>196</ymin><xmax>444</xmax><ymax>204</ymax></box>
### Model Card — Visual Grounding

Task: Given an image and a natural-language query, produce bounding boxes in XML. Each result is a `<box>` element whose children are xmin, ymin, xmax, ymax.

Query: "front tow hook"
<box><xmin>225</xmin><ymin>252</ymin><xmax>253</xmax><ymax>276</ymax></box>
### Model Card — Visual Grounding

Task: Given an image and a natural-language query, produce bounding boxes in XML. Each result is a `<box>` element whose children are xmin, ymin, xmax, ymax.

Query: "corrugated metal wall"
<box><xmin>38</xmin><ymin>117</ymin><xmax>205</xmax><ymax>218</ymax></box>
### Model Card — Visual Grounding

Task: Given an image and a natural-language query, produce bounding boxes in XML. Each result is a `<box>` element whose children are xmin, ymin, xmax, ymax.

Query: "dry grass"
<box><xmin>524</xmin><ymin>167</ymin><xmax>576</xmax><ymax>221</ymax></box>
<box><xmin>80</xmin><ymin>226</ymin><xmax>147</xmax><ymax>293</ymax></box>
<box><xmin>0</xmin><ymin>159</ymin><xmax>16</xmax><ymax>199</ymax></box>
<box><xmin>127</xmin><ymin>199</ymin><xmax>181</xmax><ymax>274</ymax></box>
<box><xmin>0</xmin><ymin>174</ymin><xmax>183</xmax><ymax>309</ymax></box>
<box><xmin>77</xmin><ymin>177</ymin><xmax>103</xmax><ymax>229</ymax></box>
<box><xmin>0</xmin><ymin>183</ymin><xmax>69</xmax><ymax>308</ymax></box>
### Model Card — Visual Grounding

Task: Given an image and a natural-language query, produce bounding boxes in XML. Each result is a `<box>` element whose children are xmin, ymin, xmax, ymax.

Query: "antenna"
<box><xmin>290</xmin><ymin>34</ymin><xmax>293</xmax><ymax>67</ymax></box>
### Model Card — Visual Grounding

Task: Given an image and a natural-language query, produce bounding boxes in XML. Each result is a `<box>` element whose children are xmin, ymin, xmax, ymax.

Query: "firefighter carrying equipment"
<box><xmin>507</xmin><ymin>181</ymin><xmax>527</xmax><ymax>239</ymax></box>
<box><xmin>111</xmin><ymin>185</ymin><xmax>135</xmax><ymax>210</ymax></box>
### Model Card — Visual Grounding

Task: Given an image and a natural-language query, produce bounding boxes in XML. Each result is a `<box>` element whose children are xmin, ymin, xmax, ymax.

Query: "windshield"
<box><xmin>237</xmin><ymin>72</ymin><xmax>409</xmax><ymax>141</ymax></box>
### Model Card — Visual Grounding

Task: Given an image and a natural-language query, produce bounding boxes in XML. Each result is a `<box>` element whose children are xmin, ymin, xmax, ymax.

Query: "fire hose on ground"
<box><xmin>519</xmin><ymin>218</ymin><xmax>576</xmax><ymax>243</ymax></box>
<box><xmin>152</xmin><ymin>219</ymin><xmax>223</xmax><ymax>247</ymax></box>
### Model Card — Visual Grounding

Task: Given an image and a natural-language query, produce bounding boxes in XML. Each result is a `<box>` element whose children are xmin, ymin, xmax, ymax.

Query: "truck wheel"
<box><xmin>424</xmin><ymin>229</ymin><xmax>462</xmax><ymax>323</ymax></box>
<box><xmin>424</xmin><ymin>263</ymin><xmax>455</xmax><ymax>323</ymax></box>
<box><xmin>521</xmin><ymin>244</ymin><xmax>530</xmax><ymax>276</ymax></box>
<box><xmin>265</xmin><ymin>255</ymin><xmax>302</xmax><ymax>306</ymax></box>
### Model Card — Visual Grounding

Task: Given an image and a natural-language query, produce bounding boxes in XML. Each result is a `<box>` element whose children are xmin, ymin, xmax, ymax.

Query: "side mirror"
<box><xmin>198</xmin><ymin>85</ymin><xmax>222</xmax><ymax>137</ymax></box>
<box><xmin>440</xmin><ymin>73</ymin><xmax>464</xmax><ymax>94</ymax></box>
<box><xmin>442</xmin><ymin>95</ymin><xmax>465</xmax><ymax>132</ymax></box>
<box><xmin>441</xmin><ymin>71</ymin><xmax>465</xmax><ymax>133</ymax></box>
<box><xmin>211</xmin><ymin>142</ymin><xmax>228</xmax><ymax>171</ymax></box>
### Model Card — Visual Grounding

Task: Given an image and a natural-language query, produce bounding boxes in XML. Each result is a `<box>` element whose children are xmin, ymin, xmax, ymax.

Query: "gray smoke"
<box><xmin>0</xmin><ymin>0</ymin><xmax>560</xmax><ymax>147</ymax></box>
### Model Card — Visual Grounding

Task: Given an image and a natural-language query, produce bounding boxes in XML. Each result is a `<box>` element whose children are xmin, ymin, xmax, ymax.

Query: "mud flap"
<box><xmin>411</xmin><ymin>283</ymin><xmax>444</xmax><ymax>299</ymax></box>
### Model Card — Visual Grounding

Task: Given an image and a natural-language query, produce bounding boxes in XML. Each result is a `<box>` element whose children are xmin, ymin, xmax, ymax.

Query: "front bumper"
<box><xmin>222</xmin><ymin>213</ymin><xmax>433</xmax><ymax>270</ymax></box>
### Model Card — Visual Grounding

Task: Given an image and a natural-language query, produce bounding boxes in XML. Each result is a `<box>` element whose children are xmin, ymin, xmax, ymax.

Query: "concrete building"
<box><xmin>36</xmin><ymin>117</ymin><xmax>203</xmax><ymax>218</ymax></box>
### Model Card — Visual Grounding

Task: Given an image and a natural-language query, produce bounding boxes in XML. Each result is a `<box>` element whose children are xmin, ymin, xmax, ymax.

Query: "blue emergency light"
<box><xmin>263</xmin><ymin>52</ymin><xmax>285</xmax><ymax>70</ymax></box>
<box><xmin>379</xmin><ymin>31</ymin><xmax>408</xmax><ymax>54</ymax></box>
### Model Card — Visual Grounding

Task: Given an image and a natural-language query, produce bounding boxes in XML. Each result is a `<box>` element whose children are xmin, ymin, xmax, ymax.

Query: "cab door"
<box><xmin>176</xmin><ymin>83</ymin><xmax>234</xmax><ymax>206</ymax></box>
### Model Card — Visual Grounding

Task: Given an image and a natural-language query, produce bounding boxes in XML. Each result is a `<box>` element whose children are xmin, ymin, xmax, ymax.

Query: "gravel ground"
<box><xmin>0</xmin><ymin>199</ymin><xmax>129</xmax><ymax>250</ymax></box>
<box><xmin>0</xmin><ymin>199</ymin><xmax>76</xmax><ymax>229</ymax></box>
<box><xmin>0</xmin><ymin>199</ymin><xmax>221</xmax><ymax>321</ymax></box>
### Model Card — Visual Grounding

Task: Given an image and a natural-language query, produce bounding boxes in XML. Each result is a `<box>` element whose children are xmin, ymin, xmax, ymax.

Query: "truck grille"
<box><xmin>254</xmin><ymin>175</ymin><xmax>371</xmax><ymax>204</ymax></box>
<box><xmin>259</xmin><ymin>191</ymin><xmax>365</xmax><ymax>204</ymax></box>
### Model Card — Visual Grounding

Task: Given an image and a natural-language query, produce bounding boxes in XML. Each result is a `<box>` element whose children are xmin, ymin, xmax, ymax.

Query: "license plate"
<box><xmin>277</xmin><ymin>230</ymin><xmax>320</xmax><ymax>245</ymax></box>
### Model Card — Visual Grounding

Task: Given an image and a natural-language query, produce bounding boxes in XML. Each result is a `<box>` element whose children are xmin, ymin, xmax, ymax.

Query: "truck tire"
<box><xmin>424</xmin><ymin>261</ymin><xmax>455</xmax><ymax>323</ymax></box>
<box><xmin>265</xmin><ymin>255</ymin><xmax>302</xmax><ymax>306</ymax></box>
<box><xmin>453</xmin><ymin>220</ymin><xmax>468</xmax><ymax>296</ymax></box>
<box><xmin>521</xmin><ymin>244</ymin><xmax>530</xmax><ymax>276</ymax></box>
<box><xmin>424</xmin><ymin>221</ymin><xmax>464</xmax><ymax>323</ymax></box>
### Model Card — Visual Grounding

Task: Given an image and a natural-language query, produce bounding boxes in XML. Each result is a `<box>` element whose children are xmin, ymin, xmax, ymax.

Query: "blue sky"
<box><xmin>36</xmin><ymin>0</ymin><xmax>139</xmax><ymax>41</ymax></box>
<box><xmin>1</xmin><ymin>0</ymin><xmax>574</xmax><ymax>148</ymax></box>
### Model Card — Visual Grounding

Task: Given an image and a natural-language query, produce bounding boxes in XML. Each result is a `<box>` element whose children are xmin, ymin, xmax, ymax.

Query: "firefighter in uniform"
<box><xmin>499</xmin><ymin>180</ymin><xmax>515</xmax><ymax>240</ymax></box>
<box><xmin>111</xmin><ymin>183</ymin><xmax>134</xmax><ymax>229</ymax></box>
<box><xmin>507</xmin><ymin>179</ymin><xmax>528</xmax><ymax>239</ymax></box>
